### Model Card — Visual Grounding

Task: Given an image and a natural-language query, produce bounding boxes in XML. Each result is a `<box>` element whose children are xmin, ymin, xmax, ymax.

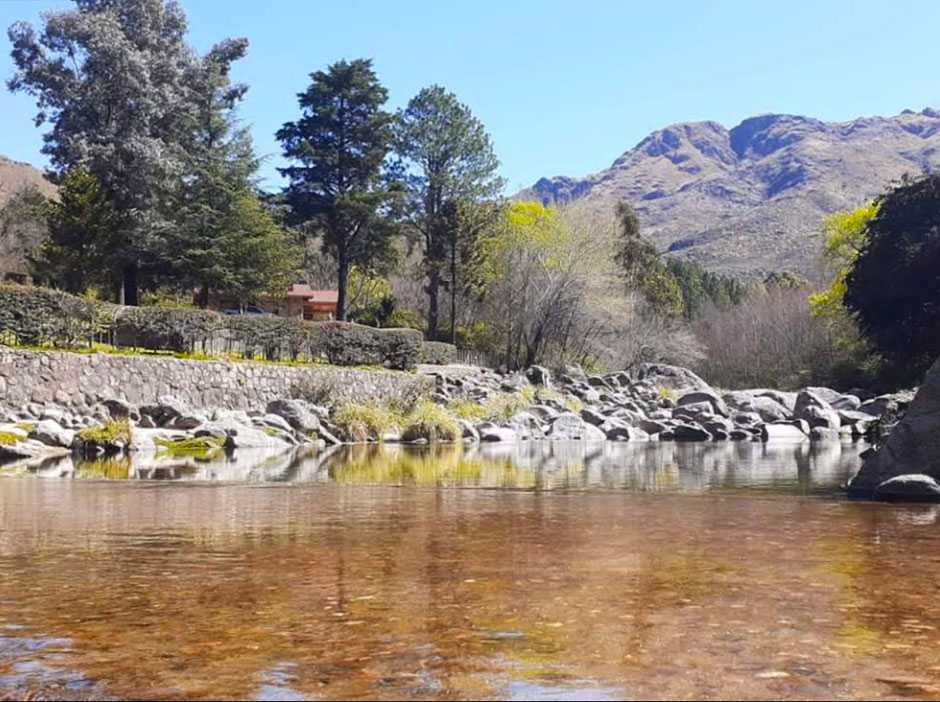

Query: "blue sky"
<box><xmin>1</xmin><ymin>0</ymin><xmax>939</xmax><ymax>192</ymax></box>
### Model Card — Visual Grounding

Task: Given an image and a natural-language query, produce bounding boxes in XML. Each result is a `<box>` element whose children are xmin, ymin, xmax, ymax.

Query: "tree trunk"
<box><xmin>122</xmin><ymin>263</ymin><xmax>138</xmax><ymax>307</ymax></box>
<box><xmin>336</xmin><ymin>249</ymin><xmax>348</xmax><ymax>322</ymax></box>
<box><xmin>426</xmin><ymin>268</ymin><xmax>440</xmax><ymax>341</ymax></box>
<box><xmin>449</xmin><ymin>239</ymin><xmax>457</xmax><ymax>345</ymax></box>
<box><xmin>197</xmin><ymin>286</ymin><xmax>210</xmax><ymax>309</ymax></box>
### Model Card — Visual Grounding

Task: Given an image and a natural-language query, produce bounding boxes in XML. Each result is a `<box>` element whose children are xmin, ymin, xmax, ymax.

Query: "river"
<box><xmin>2</xmin><ymin>440</ymin><xmax>940</xmax><ymax>701</ymax></box>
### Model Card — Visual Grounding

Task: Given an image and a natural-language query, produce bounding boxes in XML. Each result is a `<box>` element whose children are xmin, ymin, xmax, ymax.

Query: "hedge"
<box><xmin>312</xmin><ymin>321</ymin><xmax>423</xmax><ymax>370</ymax></box>
<box><xmin>0</xmin><ymin>284</ymin><xmax>423</xmax><ymax>369</ymax></box>
<box><xmin>0</xmin><ymin>284</ymin><xmax>105</xmax><ymax>347</ymax></box>
<box><xmin>420</xmin><ymin>341</ymin><xmax>457</xmax><ymax>365</ymax></box>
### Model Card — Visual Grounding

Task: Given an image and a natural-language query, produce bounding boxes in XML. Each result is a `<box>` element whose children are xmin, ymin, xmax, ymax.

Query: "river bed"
<box><xmin>3</xmin><ymin>441</ymin><xmax>940</xmax><ymax>700</ymax></box>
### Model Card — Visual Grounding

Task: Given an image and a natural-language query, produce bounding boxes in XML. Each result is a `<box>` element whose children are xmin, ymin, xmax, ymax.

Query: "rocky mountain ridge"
<box><xmin>520</xmin><ymin>108</ymin><xmax>940</xmax><ymax>276</ymax></box>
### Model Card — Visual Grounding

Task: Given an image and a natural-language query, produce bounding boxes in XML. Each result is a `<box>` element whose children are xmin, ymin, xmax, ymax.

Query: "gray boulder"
<box><xmin>757</xmin><ymin>390</ymin><xmax>798</xmax><ymax>413</ymax></box>
<box><xmin>873</xmin><ymin>474</ymin><xmax>940</xmax><ymax>502</ymax></box>
<box><xmin>525</xmin><ymin>365</ymin><xmax>552</xmax><ymax>387</ymax></box>
<box><xmin>29</xmin><ymin>420</ymin><xmax>75</xmax><ymax>448</ymax></box>
<box><xmin>760</xmin><ymin>423</ymin><xmax>809</xmax><ymax>442</ymax></box>
<box><xmin>579</xmin><ymin>407</ymin><xmax>608</xmax><ymax>427</ymax></box>
<box><xmin>794</xmin><ymin>390</ymin><xmax>840</xmax><ymax>429</ymax></box>
<box><xmin>677</xmin><ymin>390</ymin><xmax>729</xmax><ymax>417</ymax></box>
<box><xmin>507</xmin><ymin>412</ymin><xmax>543</xmax><ymax>439</ymax></box>
<box><xmin>258</xmin><ymin>413</ymin><xmax>294</xmax><ymax>434</ymax></box>
<box><xmin>266</xmin><ymin>399</ymin><xmax>321</xmax><ymax>435</ymax></box>
<box><xmin>848</xmin><ymin>358</ymin><xmax>940</xmax><ymax>497</ymax></box>
<box><xmin>751</xmin><ymin>396</ymin><xmax>791</xmax><ymax>422</ymax></box>
<box><xmin>478</xmin><ymin>424</ymin><xmax>519</xmax><ymax>443</ymax></box>
<box><xmin>830</xmin><ymin>394</ymin><xmax>862</xmax><ymax>411</ymax></box>
<box><xmin>672</xmin><ymin>424</ymin><xmax>711</xmax><ymax>441</ymax></box>
<box><xmin>548</xmin><ymin>413</ymin><xmax>606</xmax><ymax>441</ymax></box>
<box><xmin>455</xmin><ymin>418</ymin><xmax>480</xmax><ymax>441</ymax></box>
<box><xmin>809</xmin><ymin>426</ymin><xmax>841</xmax><ymax>441</ymax></box>
<box><xmin>631</xmin><ymin>363</ymin><xmax>712</xmax><ymax>393</ymax></box>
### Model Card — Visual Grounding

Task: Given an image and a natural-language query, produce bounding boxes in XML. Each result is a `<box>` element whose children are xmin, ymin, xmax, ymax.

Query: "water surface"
<box><xmin>3</xmin><ymin>441</ymin><xmax>940</xmax><ymax>701</ymax></box>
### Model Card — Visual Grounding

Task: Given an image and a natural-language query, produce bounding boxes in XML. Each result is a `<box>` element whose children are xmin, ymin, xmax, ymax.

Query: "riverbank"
<box><xmin>0</xmin><ymin>347</ymin><xmax>914</xmax><ymax>470</ymax></box>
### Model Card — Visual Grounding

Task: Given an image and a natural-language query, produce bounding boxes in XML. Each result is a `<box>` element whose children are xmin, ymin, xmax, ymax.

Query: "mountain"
<box><xmin>519</xmin><ymin>108</ymin><xmax>940</xmax><ymax>277</ymax></box>
<box><xmin>0</xmin><ymin>155</ymin><xmax>54</xmax><ymax>280</ymax></box>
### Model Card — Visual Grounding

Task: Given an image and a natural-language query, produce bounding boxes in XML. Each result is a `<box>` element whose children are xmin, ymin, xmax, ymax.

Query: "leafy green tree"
<box><xmin>845</xmin><ymin>173</ymin><xmax>940</xmax><ymax>381</ymax></box>
<box><xmin>666</xmin><ymin>258</ymin><xmax>749</xmax><ymax>319</ymax></box>
<box><xmin>613</xmin><ymin>201</ymin><xmax>683</xmax><ymax>316</ymax></box>
<box><xmin>809</xmin><ymin>204</ymin><xmax>878</xmax><ymax>318</ymax></box>
<box><xmin>7</xmin><ymin>0</ymin><xmax>221</xmax><ymax>305</ymax></box>
<box><xmin>762</xmin><ymin>271</ymin><xmax>809</xmax><ymax>290</ymax></box>
<box><xmin>0</xmin><ymin>186</ymin><xmax>49</xmax><ymax>282</ymax></box>
<box><xmin>395</xmin><ymin>85</ymin><xmax>504</xmax><ymax>340</ymax></box>
<box><xmin>40</xmin><ymin>167</ymin><xmax>119</xmax><ymax>294</ymax></box>
<box><xmin>277</xmin><ymin>59</ymin><xmax>397</xmax><ymax>321</ymax></box>
<box><xmin>164</xmin><ymin>37</ymin><xmax>293</xmax><ymax>305</ymax></box>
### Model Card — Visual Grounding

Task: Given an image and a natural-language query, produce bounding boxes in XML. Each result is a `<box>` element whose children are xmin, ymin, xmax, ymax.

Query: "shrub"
<box><xmin>332</xmin><ymin>403</ymin><xmax>401</xmax><ymax>442</ymax></box>
<box><xmin>420</xmin><ymin>341</ymin><xmax>457</xmax><ymax>365</ymax></box>
<box><xmin>225</xmin><ymin>315</ymin><xmax>308</xmax><ymax>361</ymax></box>
<box><xmin>154</xmin><ymin>435</ymin><xmax>225</xmax><ymax>457</ymax></box>
<box><xmin>77</xmin><ymin>419</ymin><xmax>132</xmax><ymax>450</ymax></box>
<box><xmin>0</xmin><ymin>283</ymin><xmax>102</xmax><ymax>347</ymax></box>
<box><xmin>113</xmin><ymin>306</ymin><xmax>220</xmax><ymax>353</ymax></box>
<box><xmin>402</xmin><ymin>399</ymin><xmax>460</xmax><ymax>442</ymax></box>
<box><xmin>311</xmin><ymin>321</ymin><xmax>422</xmax><ymax>370</ymax></box>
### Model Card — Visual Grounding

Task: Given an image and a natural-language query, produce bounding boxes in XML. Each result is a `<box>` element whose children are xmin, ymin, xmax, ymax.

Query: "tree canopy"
<box><xmin>844</xmin><ymin>173</ymin><xmax>940</xmax><ymax>381</ymax></box>
<box><xmin>278</xmin><ymin>59</ymin><xmax>397</xmax><ymax>321</ymax></box>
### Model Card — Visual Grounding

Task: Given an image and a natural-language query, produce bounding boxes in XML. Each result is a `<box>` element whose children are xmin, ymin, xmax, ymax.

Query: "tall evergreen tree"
<box><xmin>394</xmin><ymin>85</ymin><xmax>504</xmax><ymax>340</ymax></box>
<box><xmin>7</xmin><ymin>0</ymin><xmax>209</xmax><ymax>304</ymax></box>
<box><xmin>613</xmin><ymin>201</ymin><xmax>683</xmax><ymax>316</ymax></box>
<box><xmin>277</xmin><ymin>59</ymin><xmax>396</xmax><ymax>321</ymax></box>
<box><xmin>168</xmin><ymin>38</ymin><xmax>294</xmax><ymax>305</ymax></box>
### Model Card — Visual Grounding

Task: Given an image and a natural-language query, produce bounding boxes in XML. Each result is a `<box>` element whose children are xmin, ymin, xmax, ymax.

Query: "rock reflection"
<box><xmin>6</xmin><ymin>439</ymin><xmax>865</xmax><ymax>493</ymax></box>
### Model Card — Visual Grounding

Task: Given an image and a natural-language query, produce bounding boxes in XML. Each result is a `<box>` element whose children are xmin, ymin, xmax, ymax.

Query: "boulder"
<box><xmin>809</xmin><ymin>426</ymin><xmax>841</xmax><ymax>441</ymax></box>
<box><xmin>631</xmin><ymin>363</ymin><xmax>712</xmax><ymax>393</ymax></box>
<box><xmin>804</xmin><ymin>386</ymin><xmax>843</xmax><ymax>405</ymax></box>
<box><xmin>265</xmin><ymin>399</ymin><xmax>321</xmax><ymax>435</ymax></box>
<box><xmin>455</xmin><ymin>419</ymin><xmax>480</xmax><ymax>441</ymax></box>
<box><xmin>524</xmin><ymin>365</ymin><xmax>552</xmax><ymax>387</ymax></box>
<box><xmin>677</xmin><ymin>390</ymin><xmax>729</xmax><ymax>417</ymax></box>
<box><xmin>528</xmin><ymin>404</ymin><xmax>560</xmax><ymax>420</ymax></box>
<box><xmin>756</xmin><ymin>390</ymin><xmax>798</xmax><ymax>413</ymax></box>
<box><xmin>102</xmin><ymin>398</ymin><xmax>133</xmax><ymax>419</ymax></box>
<box><xmin>601</xmin><ymin>418</ymin><xmax>649</xmax><ymax>441</ymax></box>
<box><xmin>258</xmin><ymin>413</ymin><xmax>294</xmax><ymax>434</ymax></box>
<box><xmin>858</xmin><ymin>391</ymin><xmax>916</xmax><ymax>423</ymax></box>
<box><xmin>172</xmin><ymin>414</ymin><xmax>204</xmax><ymax>430</ymax></box>
<box><xmin>751</xmin><ymin>396</ymin><xmax>791</xmax><ymax>422</ymax></box>
<box><xmin>760</xmin><ymin>423</ymin><xmax>809</xmax><ymax>442</ymax></box>
<box><xmin>28</xmin><ymin>420</ymin><xmax>75</xmax><ymax>448</ymax></box>
<box><xmin>848</xmin><ymin>358</ymin><xmax>940</xmax><ymax>497</ymax></box>
<box><xmin>579</xmin><ymin>407</ymin><xmax>608</xmax><ymax>427</ymax></box>
<box><xmin>507</xmin><ymin>412</ymin><xmax>543</xmax><ymax>439</ymax></box>
<box><xmin>873</xmin><ymin>474</ymin><xmax>940</xmax><ymax>502</ymax></box>
<box><xmin>794</xmin><ymin>390</ymin><xmax>840</xmax><ymax>429</ymax></box>
<box><xmin>830</xmin><ymin>395</ymin><xmax>862</xmax><ymax>412</ymax></box>
<box><xmin>548</xmin><ymin>413</ymin><xmax>606</xmax><ymax>441</ymax></box>
<box><xmin>672</xmin><ymin>424</ymin><xmax>711</xmax><ymax>441</ymax></box>
<box><xmin>639</xmin><ymin>419</ymin><xmax>670</xmax><ymax>435</ymax></box>
<box><xmin>478</xmin><ymin>424</ymin><xmax>519</xmax><ymax>443</ymax></box>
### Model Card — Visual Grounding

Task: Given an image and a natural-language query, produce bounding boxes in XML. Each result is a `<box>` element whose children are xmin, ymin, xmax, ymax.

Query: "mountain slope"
<box><xmin>0</xmin><ymin>155</ymin><xmax>54</xmax><ymax>280</ymax></box>
<box><xmin>519</xmin><ymin>108</ymin><xmax>940</xmax><ymax>276</ymax></box>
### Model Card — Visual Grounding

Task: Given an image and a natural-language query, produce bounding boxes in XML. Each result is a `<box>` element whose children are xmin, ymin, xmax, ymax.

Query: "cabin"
<box><xmin>206</xmin><ymin>284</ymin><xmax>338</xmax><ymax>321</ymax></box>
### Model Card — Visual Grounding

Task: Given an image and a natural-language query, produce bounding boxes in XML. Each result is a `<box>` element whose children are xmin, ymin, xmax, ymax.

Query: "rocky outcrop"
<box><xmin>848</xmin><ymin>356</ymin><xmax>940</xmax><ymax>499</ymax></box>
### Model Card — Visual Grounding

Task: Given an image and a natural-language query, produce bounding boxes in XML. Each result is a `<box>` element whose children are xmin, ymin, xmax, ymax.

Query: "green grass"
<box><xmin>154</xmin><ymin>435</ymin><xmax>225</xmax><ymax>457</ymax></box>
<box><xmin>332</xmin><ymin>402</ymin><xmax>402</xmax><ymax>442</ymax></box>
<box><xmin>401</xmin><ymin>399</ymin><xmax>460</xmax><ymax>442</ymax></box>
<box><xmin>77</xmin><ymin>418</ymin><xmax>132</xmax><ymax>445</ymax></box>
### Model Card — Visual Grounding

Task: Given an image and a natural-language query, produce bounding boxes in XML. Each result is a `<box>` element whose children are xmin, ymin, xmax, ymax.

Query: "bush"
<box><xmin>420</xmin><ymin>341</ymin><xmax>457</xmax><ymax>365</ymax></box>
<box><xmin>113</xmin><ymin>306</ymin><xmax>220</xmax><ymax>353</ymax></box>
<box><xmin>0</xmin><ymin>283</ymin><xmax>102</xmax><ymax>347</ymax></box>
<box><xmin>225</xmin><ymin>315</ymin><xmax>308</xmax><ymax>361</ymax></box>
<box><xmin>311</xmin><ymin>321</ymin><xmax>422</xmax><ymax>370</ymax></box>
<box><xmin>401</xmin><ymin>399</ymin><xmax>460</xmax><ymax>442</ymax></box>
<box><xmin>332</xmin><ymin>403</ymin><xmax>401</xmax><ymax>442</ymax></box>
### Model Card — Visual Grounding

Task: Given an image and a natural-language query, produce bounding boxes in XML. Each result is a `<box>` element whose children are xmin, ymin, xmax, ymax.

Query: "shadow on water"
<box><xmin>2</xmin><ymin>439</ymin><xmax>867</xmax><ymax>494</ymax></box>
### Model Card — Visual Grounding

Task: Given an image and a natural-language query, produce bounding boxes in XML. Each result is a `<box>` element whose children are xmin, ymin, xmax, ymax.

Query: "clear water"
<box><xmin>3</xmin><ymin>441</ymin><xmax>940</xmax><ymax>701</ymax></box>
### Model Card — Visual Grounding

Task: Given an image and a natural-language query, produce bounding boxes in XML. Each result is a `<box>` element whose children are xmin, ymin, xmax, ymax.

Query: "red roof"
<box><xmin>286</xmin><ymin>284</ymin><xmax>338</xmax><ymax>305</ymax></box>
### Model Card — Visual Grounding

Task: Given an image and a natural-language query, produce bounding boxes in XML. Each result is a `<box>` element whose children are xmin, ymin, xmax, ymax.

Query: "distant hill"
<box><xmin>518</xmin><ymin>108</ymin><xmax>940</xmax><ymax>277</ymax></box>
<box><xmin>0</xmin><ymin>155</ymin><xmax>54</xmax><ymax>280</ymax></box>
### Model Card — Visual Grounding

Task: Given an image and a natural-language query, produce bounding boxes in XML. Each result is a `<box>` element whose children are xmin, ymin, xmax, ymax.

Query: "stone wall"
<box><xmin>0</xmin><ymin>348</ymin><xmax>434</xmax><ymax>413</ymax></box>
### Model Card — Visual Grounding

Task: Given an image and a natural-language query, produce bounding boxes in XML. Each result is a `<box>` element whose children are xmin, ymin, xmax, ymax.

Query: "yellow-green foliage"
<box><xmin>76</xmin><ymin>457</ymin><xmax>131</xmax><ymax>479</ymax></box>
<box><xmin>656</xmin><ymin>384</ymin><xmax>677</xmax><ymax>401</ymax></box>
<box><xmin>154</xmin><ymin>435</ymin><xmax>225</xmax><ymax>456</ymax></box>
<box><xmin>452</xmin><ymin>399</ymin><xmax>489</xmax><ymax>421</ymax></box>
<box><xmin>332</xmin><ymin>402</ymin><xmax>402</xmax><ymax>442</ymax></box>
<box><xmin>14</xmin><ymin>421</ymin><xmax>36</xmax><ymax>432</ymax></box>
<box><xmin>535</xmin><ymin>386</ymin><xmax>581</xmax><ymax>413</ymax></box>
<box><xmin>77</xmin><ymin>418</ymin><xmax>132</xmax><ymax>445</ymax></box>
<box><xmin>0</xmin><ymin>431</ymin><xmax>24</xmax><ymax>446</ymax></box>
<box><xmin>452</xmin><ymin>391</ymin><xmax>532</xmax><ymax>423</ymax></box>
<box><xmin>810</xmin><ymin>203</ymin><xmax>878</xmax><ymax>318</ymax></box>
<box><xmin>402</xmin><ymin>399</ymin><xmax>460</xmax><ymax>442</ymax></box>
